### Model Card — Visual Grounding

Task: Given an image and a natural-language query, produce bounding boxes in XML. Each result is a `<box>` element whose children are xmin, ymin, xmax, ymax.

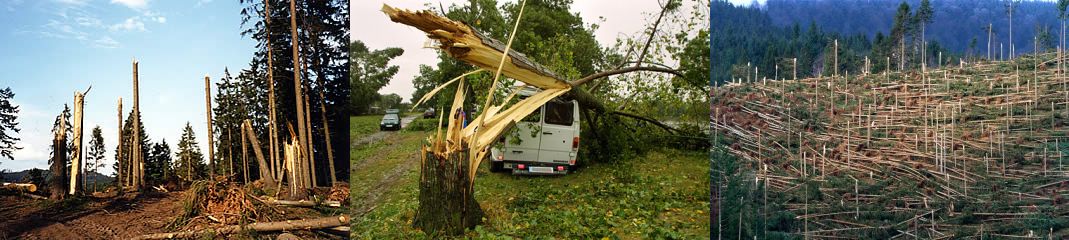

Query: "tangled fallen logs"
<box><xmin>713</xmin><ymin>52</ymin><xmax>1069</xmax><ymax>237</ymax></box>
<box><xmin>133</xmin><ymin>215</ymin><xmax>349</xmax><ymax>240</ymax></box>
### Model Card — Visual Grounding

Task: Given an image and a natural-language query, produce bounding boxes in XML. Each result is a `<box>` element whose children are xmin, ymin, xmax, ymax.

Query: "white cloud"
<box><xmin>74</xmin><ymin>16</ymin><xmax>102</xmax><ymax>27</ymax></box>
<box><xmin>155</xmin><ymin>16</ymin><xmax>166</xmax><ymax>23</ymax></box>
<box><xmin>93</xmin><ymin>36</ymin><xmax>120</xmax><ymax>48</ymax></box>
<box><xmin>195</xmin><ymin>0</ymin><xmax>213</xmax><ymax>7</ymax></box>
<box><xmin>55</xmin><ymin>0</ymin><xmax>89</xmax><ymax>6</ymax></box>
<box><xmin>109</xmin><ymin>17</ymin><xmax>146</xmax><ymax>32</ymax></box>
<box><xmin>110</xmin><ymin>0</ymin><xmax>148</xmax><ymax>9</ymax></box>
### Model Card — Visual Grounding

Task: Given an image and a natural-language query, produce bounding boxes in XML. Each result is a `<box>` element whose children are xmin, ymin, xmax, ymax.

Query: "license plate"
<box><xmin>529</xmin><ymin>166</ymin><xmax>553</xmax><ymax>173</ymax></box>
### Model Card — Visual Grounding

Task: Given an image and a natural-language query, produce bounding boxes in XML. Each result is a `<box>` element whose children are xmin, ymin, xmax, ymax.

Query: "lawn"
<box><xmin>351</xmin><ymin>123</ymin><xmax>710</xmax><ymax>239</ymax></box>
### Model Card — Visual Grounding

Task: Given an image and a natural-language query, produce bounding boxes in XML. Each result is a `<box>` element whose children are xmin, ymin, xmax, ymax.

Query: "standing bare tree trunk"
<box><xmin>288</xmin><ymin>0</ymin><xmax>312</xmax><ymax>195</ymax></box>
<box><xmin>304</xmin><ymin>93</ymin><xmax>316</xmax><ymax>187</ymax></box>
<box><xmin>69</xmin><ymin>90</ymin><xmax>87</xmax><ymax>195</ymax></box>
<box><xmin>241</xmin><ymin>126</ymin><xmax>249</xmax><ymax>184</ymax></box>
<box><xmin>204</xmin><ymin>75</ymin><xmax>215</xmax><ymax>181</ymax></box>
<box><xmin>50</xmin><ymin>115</ymin><xmax>68</xmax><ymax>200</ymax></box>
<box><xmin>289</xmin><ymin>0</ymin><xmax>311</xmax><ymax>195</ymax></box>
<box><xmin>319</xmin><ymin>91</ymin><xmax>335</xmax><ymax>184</ymax></box>
<box><xmin>117</xmin><ymin>98</ymin><xmax>123</xmax><ymax>193</ymax></box>
<box><xmin>132</xmin><ymin>59</ymin><xmax>143</xmax><ymax>190</ymax></box>
<box><xmin>263</xmin><ymin>0</ymin><xmax>280</xmax><ymax>183</ymax></box>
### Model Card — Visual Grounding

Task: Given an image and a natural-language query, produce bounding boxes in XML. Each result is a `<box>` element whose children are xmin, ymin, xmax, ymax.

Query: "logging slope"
<box><xmin>712</xmin><ymin>53</ymin><xmax>1069</xmax><ymax>238</ymax></box>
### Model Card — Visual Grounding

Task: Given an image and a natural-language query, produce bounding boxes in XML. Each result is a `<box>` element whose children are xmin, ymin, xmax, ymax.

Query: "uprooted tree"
<box><xmin>382</xmin><ymin>0</ymin><xmax>707</xmax><ymax>234</ymax></box>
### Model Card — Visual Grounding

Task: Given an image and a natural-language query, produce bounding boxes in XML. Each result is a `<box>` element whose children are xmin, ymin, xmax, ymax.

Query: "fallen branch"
<box><xmin>133</xmin><ymin>215</ymin><xmax>349</xmax><ymax>240</ymax></box>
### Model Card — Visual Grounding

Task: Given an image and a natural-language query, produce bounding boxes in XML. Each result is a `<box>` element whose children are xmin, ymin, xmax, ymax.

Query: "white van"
<box><xmin>490</xmin><ymin>98</ymin><xmax>581</xmax><ymax>175</ymax></box>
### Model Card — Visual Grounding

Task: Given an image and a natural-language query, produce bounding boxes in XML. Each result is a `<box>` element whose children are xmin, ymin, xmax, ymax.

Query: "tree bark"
<box><xmin>413</xmin><ymin>148</ymin><xmax>483</xmax><ymax>235</ymax></box>
<box><xmin>50</xmin><ymin>115</ymin><xmax>67</xmax><ymax>200</ymax></box>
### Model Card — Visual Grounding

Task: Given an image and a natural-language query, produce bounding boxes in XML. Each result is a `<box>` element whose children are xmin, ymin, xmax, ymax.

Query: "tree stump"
<box><xmin>413</xmin><ymin>146</ymin><xmax>483</xmax><ymax>235</ymax></box>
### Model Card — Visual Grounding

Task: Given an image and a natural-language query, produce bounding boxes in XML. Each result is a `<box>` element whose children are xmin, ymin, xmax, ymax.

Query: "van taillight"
<box><xmin>517</xmin><ymin>164</ymin><xmax>526</xmax><ymax>169</ymax></box>
<box><xmin>556</xmin><ymin>166</ymin><xmax>565</xmax><ymax>171</ymax></box>
<box><xmin>572</xmin><ymin>137</ymin><xmax>579</xmax><ymax>149</ymax></box>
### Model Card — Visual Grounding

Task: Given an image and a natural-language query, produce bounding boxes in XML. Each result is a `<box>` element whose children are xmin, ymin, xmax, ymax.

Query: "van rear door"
<box><xmin>537</xmin><ymin>101</ymin><xmax>574</xmax><ymax>165</ymax></box>
<box><xmin>503</xmin><ymin>106</ymin><xmax>542</xmax><ymax>162</ymax></box>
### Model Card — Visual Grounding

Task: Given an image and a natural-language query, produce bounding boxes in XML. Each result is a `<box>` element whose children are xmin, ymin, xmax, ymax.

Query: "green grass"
<box><xmin>350</xmin><ymin>115</ymin><xmax>382</xmax><ymax>140</ymax></box>
<box><xmin>351</xmin><ymin>123</ymin><xmax>710</xmax><ymax>239</ymax></box>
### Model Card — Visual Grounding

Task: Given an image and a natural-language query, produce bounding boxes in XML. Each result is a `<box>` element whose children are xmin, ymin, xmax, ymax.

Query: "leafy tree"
<box><xmin>0</xmin><ymin>88</ymin><xmax>20</xmax><ymax>160</ymax></box>
<box><xmin>86</xmin><ymin>126</ymin><xmax>105</xmax><ymax>191</ymax></box>
<box><xmin>376</xmin><ymin>93</ymin><xmax>403</xmax><ymax>111</ymax></box>
<box><xmin>175</xmin><ymin>122</ymin><xmax>205</xmax><ymax>182</ymax></box>
<box><xmin>350</xmin><ymin>40</ymin><xmax>403</xmax><ymax>115</ymax></box>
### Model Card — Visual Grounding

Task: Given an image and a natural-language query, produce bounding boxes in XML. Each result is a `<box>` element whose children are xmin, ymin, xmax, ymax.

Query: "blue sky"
<box><xmin>0</xmin><ymin>0</ymin><xmax>256</xmax><ymax>174</ymax></box>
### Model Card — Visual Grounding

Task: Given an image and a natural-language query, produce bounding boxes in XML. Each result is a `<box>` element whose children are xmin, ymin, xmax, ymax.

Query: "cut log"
<box><xmin>1</xmin><ymin>183</ymin><xmax>37</xmax><ymax>192</ymax></box>
<box><xmin>132</xmin><ymin>215</ymin><xmax>349</xmax><ymax>240</ymax></box>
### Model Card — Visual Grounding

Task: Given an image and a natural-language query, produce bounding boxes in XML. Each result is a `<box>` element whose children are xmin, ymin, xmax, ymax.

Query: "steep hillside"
<box><xmin>712</xmin><ymin>53</ymin><xmax>1069</xmax><ymax>238</ymax></box>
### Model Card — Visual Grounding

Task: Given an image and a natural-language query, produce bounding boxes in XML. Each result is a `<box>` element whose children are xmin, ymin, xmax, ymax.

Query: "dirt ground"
<box><xmin>0</xmin><ymin>192</ymin><xmax>181</xmax><ymax>240</ymax></box>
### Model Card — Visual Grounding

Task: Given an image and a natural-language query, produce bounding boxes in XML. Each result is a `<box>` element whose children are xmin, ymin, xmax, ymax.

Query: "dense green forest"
<box><xmin>712</xmin><ymin>0</ymin><xmax>1065</xmax><ymax>85</ymax></box>
<box><xmin>765</xmin><ymin>0</ymin><xmax>1060</xmax><ymax>54</ymax></box>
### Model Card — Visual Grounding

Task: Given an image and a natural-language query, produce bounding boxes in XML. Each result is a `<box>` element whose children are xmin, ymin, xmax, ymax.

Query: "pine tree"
<box><xmin>146</xmin><ymin>139</ymin><xmax>172</xmax><ymax>184</ymax></box>
<box><xmin>175</xmin><ymin>122</ymin><xmax>205</xmax><ymax>182</ymax></box>
<box><xmin>86</xmin><ymin>126</ymin><xmax>105</xmax><ymax>192</ymax></box>
<box><xmin>113</xmin><ymin>109</ymin><xmax>149</xmax><ymax>186</ymax></box>
<box><xmin>49</xmin><ymin>105</ymin><xmax>72</xmax><ymax>170</ymax></box>
<box><xmin>0</xmin><ymin>87</ymin><xmax>21</xmax><ymax>160</ymax></box>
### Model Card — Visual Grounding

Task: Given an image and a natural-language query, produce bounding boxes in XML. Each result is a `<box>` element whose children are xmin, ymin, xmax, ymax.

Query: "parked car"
<box><xmin>423</xmin><ymin>107</ymin><xmax>436</xmax><ymax>119</ymax></box>
<box><xmin>489</xmin><ymin>97</ymin><xmax>580</xmax><ymax>175</ymax></box>
<box><xmin>380</xmin><ymin>113</ymin><xmax>401</xmax><ymax>131</ymax></box>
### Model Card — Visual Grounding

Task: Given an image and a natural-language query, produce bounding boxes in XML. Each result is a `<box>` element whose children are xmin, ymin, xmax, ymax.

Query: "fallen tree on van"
<box><xmin>382</xmin><ymin>2</ymin><xmax>695</xmax><ymax>235</ymax></box>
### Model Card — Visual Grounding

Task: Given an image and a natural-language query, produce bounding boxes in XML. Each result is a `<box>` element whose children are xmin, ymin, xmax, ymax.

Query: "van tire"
<box><xmin>490</xmin><ymin>161</ymin><xmax>504</xmax><ymax>172</ymax></box>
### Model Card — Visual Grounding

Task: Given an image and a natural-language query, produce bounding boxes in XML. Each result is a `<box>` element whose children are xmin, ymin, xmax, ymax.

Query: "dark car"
<box><xmin>380</xmin><ymin>113</ymin><xmax>401</xmax><ymax>131</ymax></box>
<box><xmin>423</xmin><ymin>107</ymin><xmax>436</xmax><ymax>119</ymax></box>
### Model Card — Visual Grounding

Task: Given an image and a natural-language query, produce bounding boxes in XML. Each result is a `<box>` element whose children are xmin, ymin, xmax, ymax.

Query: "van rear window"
<box><xmin>544</xmin><ymin>101</ymin><xmax>573</xmax><ymax>126</ymax></box>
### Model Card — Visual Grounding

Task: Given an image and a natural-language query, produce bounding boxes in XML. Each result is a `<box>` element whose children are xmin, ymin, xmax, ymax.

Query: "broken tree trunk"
<box><xmin>413</xmin><ymin>146</ymin><xmax>484</xmax><ymax>235</ymax></box>
<box><xmin>384</xmin><ymin>4</ymin><xmax>687</xmax><ymax>235</ymax></box>
<box><xmin>288</xmin><ymin>0</ymin><xmax>311</xmax><ymax>192</ymax></box>
<box><xmin>132</xmin><ymin>215</ymin><xmax>349</xmax><ymax>240</ymax></box>
<box><xmin>50</xmin><ymin>114</ymin><xmax>68</xmax><ymax>200</ymax></box>
<box><xmin>70</xmin><ymin>89</ymin><xmax>86</xmax><ymax>195</ymax></box>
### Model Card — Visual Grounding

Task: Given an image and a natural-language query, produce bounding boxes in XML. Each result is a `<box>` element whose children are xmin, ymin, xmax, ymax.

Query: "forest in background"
<box><xmin>713</xmin><ymin>0</ymin><xmax>1065</xmax><ymax>85</ymax></box>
